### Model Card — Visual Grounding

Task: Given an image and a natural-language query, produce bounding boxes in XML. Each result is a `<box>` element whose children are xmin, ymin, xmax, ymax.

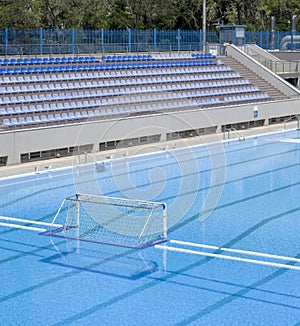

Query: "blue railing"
<box><xmin>0</xmin><ymin>28</ymin><xmax>298</xmax><ymax>56</ymax></box>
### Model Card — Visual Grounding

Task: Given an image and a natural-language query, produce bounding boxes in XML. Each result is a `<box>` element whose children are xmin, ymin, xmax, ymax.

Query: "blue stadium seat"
<box><xmin>3</xmin><ymin>118</ymin><xmax>12</xmax><ymax>126</ymax></box>
<box><xmin>25</xmin><ymin>116</ymin><xmax>33</xmax><ymax>124</ymax></box>
<box><xmin>33</xmin><ymin>116</ymin><xmax>41</xmax><ymax>123</ymax></box>
<box><xmin>10</xmin><ymin>118</ymin><xmax>19</xmax><ymax>126</ymax></box>
<box><xmin>41</xmin><ymin>115</ymin><xmax>48</xmax><ymax>123</ymax></box>
<box><xmin>81</xmin><ymin>111</ymin><xmax>88</xmax><ymax>118</ymax></box>
<box><xmin>54</xmin><ymin>113</ymin><xmax>63</xmax><ymax>121</ymax></box>
<box><xmin>68</xmin><ymin>112</ymin><xmax>75</xmax><ymax>119</ymax></box>
<box><xmin>47</xmin><ymin>114</ymin><xmax>55</xmax><ymax>122</ymax></box>
<box><xmin>88</xmin><ymin>110</ymin><xmax>94</xmax><ymax>117</ymax></box>
<box><xmin>0</xmin><ymin>108</ymin><xmax>7</xmax><ymax>115</ymax></box>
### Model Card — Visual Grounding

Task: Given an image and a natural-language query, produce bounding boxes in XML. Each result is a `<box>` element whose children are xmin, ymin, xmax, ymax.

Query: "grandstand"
<box><xmin>0</xmin><ymin>45</ymin><xmax>300</xmax><ymax>166</ymax></box>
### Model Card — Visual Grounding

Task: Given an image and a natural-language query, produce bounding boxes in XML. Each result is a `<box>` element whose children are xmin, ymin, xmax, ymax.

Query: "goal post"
<box><xmin>47</xmin><ymin>193</ymin><xmax>167</xmax><ymax>248</ymax></box>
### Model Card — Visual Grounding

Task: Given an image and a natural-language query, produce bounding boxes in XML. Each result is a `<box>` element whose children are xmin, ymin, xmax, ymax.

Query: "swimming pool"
<box><xmin>1</xmin><ymin>130</ymin><xmax>300</xmax><ymax>325</ymax></box>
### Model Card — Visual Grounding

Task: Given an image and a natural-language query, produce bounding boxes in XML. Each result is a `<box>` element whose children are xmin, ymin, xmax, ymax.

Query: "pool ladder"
<box><xmin>223</xmin><ymin>127</ymin><xmax>245</xmax><ymax>142</ymax></box>
<box><xmin>283</xmin><ymin>115</ymin><xmax>300</xmax><ymax>130</ymax></box>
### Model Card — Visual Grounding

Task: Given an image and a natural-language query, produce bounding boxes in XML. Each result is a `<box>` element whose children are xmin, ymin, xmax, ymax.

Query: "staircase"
<box><xmin>220</xmin><ymin>55</ymin><xmax>287</xmax><ymax>101</ymax></box>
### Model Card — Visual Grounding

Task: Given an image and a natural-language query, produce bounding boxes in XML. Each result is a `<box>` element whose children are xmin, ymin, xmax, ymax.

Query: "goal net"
<box><xmin>48</xmin><ymin>193</ymin><xmax>167</xmax><ymax>249</ymax></box>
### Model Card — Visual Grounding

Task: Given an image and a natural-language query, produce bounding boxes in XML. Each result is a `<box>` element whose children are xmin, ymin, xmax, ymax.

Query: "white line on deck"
<box><xmin>170</xmin><ymin>239</ymin><xmax>300</xmax><ymax>263</ymax></box>
<box><xmin>0</xmin><ymin>216</ymin><xmax>62</xmax><ymax>228</ymax></box>
<box><xmin>279</xmin><ymin>139</ymin><xmax>300</xmax><ymax>143</ymax></box>
<box><xmin>155</xmin><ymin>245</ymin><xmax>300</xmax><ymax>271</ymax></box>
<box><xmin>0</xmin><ymin>222</ymin><xmax>47</xmax><ymax>233</ymax></box>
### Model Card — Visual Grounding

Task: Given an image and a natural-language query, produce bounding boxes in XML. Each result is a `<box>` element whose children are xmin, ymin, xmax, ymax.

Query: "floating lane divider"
<box><xmin>0</xmin><ymin>215</ymin><xmax>62</xmax><ymax>233</ymax></box>
<box><xmin>155</xmin><ymin>239</ymin><xmax>300</xmax><ymax>271</ymax></box>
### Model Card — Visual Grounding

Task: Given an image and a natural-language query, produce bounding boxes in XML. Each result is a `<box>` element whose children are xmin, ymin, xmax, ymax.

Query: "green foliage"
<box><xmin>0</xmin><ymin>0</ymin><xmax>299</xmax><ymax>30</ymax></box>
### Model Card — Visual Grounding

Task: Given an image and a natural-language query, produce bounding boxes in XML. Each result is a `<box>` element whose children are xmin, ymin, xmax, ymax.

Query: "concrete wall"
<box><xmin>2</xmin><ymin>97</ymin><xmax>300</xmax><ymax>165</ymax></box>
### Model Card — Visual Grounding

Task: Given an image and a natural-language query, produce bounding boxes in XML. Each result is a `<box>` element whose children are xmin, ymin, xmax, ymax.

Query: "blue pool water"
<box><xmin>1</xmin><ymin>130</ymin><xmax>300</xmax><ymax>325</ymax></box>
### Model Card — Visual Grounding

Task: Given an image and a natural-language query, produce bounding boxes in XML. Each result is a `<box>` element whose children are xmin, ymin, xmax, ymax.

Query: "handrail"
<box><xmin>283</xmin><ymin>115</ymin><xmax>300</xmax><ymax>130</ymax></box>
<box><xmin>223</xmin><ymin>127</ymin><xmax>245</xmax><ymax>141</ymax></box>
<box><xmin>243</xmin><ymin>45</ymin><xmax>300</xmax><ymax>75</ymax></box>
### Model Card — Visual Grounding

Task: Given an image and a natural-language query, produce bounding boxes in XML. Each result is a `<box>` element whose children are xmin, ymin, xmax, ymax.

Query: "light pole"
<box><xmin>202</xmin><ymin>0</ymin><xmax>206</xmax><ymax>51</ymax></box>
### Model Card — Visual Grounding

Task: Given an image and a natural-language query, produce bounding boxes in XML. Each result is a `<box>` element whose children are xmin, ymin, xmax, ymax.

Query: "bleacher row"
<box><xmin>2</xmin><ymin>91</ymin><xmax>271</xmax><ymax>127</ymax></box>
<box><xmin>0</xmin><ymin>84</ymin><xmax>264</xmax><ymax>111</ymax></box>
<box><xmin>0</xmin><ymin>56</ymin><xmax>98</xmax><ymax>66</ymax></box>
<box><xmin>0</xmin><ymin>65</ymin><xmax>231</xmax><ymax>86</ymax></box>
<box><xmin>0</xmin><ymin>52</ymin><xmax>215</xmax><ymax>67</ymax></box>
<box><xmin>0</xmin><ymin>71</ymin><xmax>243</xmax><ymax>96</ymax></box>
<box><xmin>0</xmin><ymin>54</ymin><xmax>272</xmax><ymax>129</ymax></box>
<box><xmin>102</xmin><ymin>52</ymin><xmax>215</xmax><ymax>62</ymax></box>
<box><xmin>0</xmin><ymin>59</ymin><xmax>216</xmax><ymax>75</ymax></box>
<box><xmin>0</xmin><ymin>82</ymin><xmax>263</xmax><ymax>108</ymax></box>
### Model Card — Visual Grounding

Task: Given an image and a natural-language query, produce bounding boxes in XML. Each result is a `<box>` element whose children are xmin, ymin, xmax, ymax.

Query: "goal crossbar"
<box><xmin>45</xmin><ymin>193</ymin><xmax>167</xmax><ymax>249</ymax></box>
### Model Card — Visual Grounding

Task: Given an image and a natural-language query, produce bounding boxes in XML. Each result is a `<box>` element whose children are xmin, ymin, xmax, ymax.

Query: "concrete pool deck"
<box><xmin>0</xmin><ymin>121</ymin><xmax>298</xmax><ymax>178</ymax></box>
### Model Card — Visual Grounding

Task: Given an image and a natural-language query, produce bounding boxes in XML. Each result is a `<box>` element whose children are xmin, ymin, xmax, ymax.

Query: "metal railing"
<box><xmin>244</xmin><ymin>45</ymin><xmax>300</xmax><ymax>75</ymax></box>
<box><xmin>0</xmin><ymin>28</ymin><xmax>299</xmax><ymax>56</ymax></box>
<box><xmin>0</xmin><ymin>28</ymin><xmax>218</xmax><ymax>56</ymax></box>
<box><xmin>283</xmin><ymin>115</ymin><xmax>300</xmax><ymax>130</ymax></box>
<box><xmin>223</xmin><ymin>128</ymin><xmax>246</xmax><ymax>141</ymax></box>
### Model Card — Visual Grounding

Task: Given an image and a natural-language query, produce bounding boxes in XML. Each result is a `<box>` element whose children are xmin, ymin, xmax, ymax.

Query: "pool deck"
<box><xmin>0</xmin><ymin>121</ymin><xmax>298</xmax><ymax>178</ymax></box>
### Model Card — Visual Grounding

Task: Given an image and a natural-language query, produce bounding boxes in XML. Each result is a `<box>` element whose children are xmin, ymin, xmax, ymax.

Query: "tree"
<box><xmin>0</xmin><ymin>0</ymin><xmax>299</xmax><ymax>30</ymax></box>
<box><xmin>0</xmin><ymin>0</ymin><xmax>42</xmax><ymax>28</ymax></box>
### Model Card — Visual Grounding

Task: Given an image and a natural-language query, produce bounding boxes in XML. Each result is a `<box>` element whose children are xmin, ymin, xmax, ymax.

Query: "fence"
<box><xmin>0</xmin><ymin>28</ymin><xmax>299</xmax><ymax>56</ymax></box>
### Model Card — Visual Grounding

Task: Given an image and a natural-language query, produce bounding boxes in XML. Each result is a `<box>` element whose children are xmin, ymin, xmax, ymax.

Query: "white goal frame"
<box><xmin>49</xmin><ymin>193</ymin><xmax>167</xmax><ymax>248</ymax></box>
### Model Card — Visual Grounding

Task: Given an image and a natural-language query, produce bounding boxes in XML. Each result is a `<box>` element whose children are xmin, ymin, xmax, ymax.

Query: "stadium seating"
<box><xmin>0</xmin><ymin>56</ymin><xmax>98</xmax><ymax>67</ymax></box>
<box><xmin>0</xmin><ymin>52</ymin><xmax>272</xmax><ymax>129</ymax></box>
